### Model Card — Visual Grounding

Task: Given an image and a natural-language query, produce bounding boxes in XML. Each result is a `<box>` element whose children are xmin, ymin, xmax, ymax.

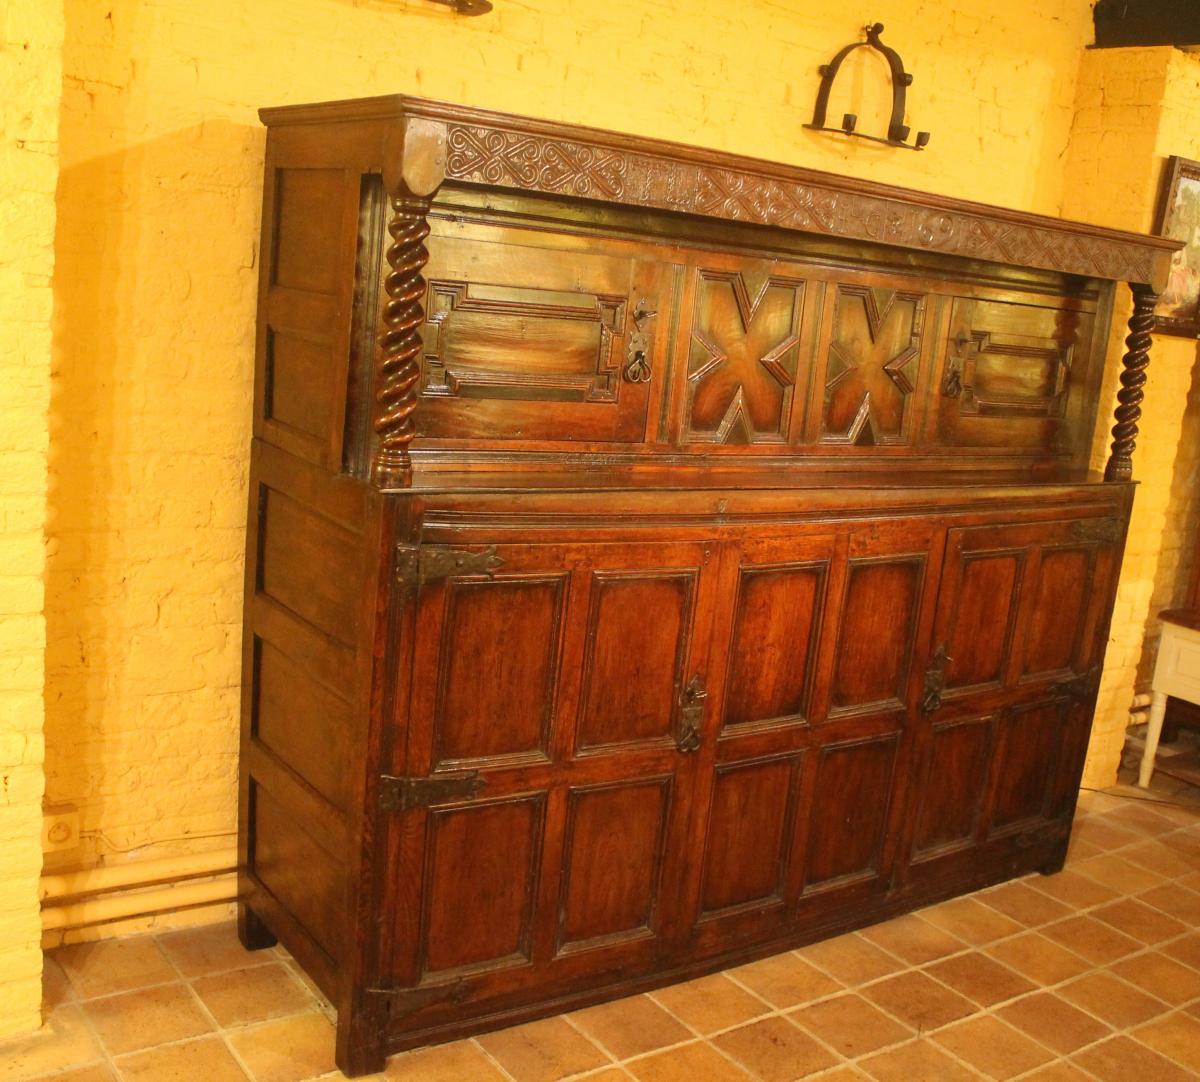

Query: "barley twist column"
<box><xmin>1103</xmin><ymin>284</ymin><xmax>1158</xmax><ymax>483</ymax></box>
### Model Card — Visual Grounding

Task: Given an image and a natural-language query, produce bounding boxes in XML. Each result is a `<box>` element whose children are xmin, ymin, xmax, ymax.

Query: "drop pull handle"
<box><xmin>921</xmin><ymin>644</ymin><xmax>952</xmax><ymax>713</ymax></box>
<box><xmin>676</xmin><ymin>675</ymin><xmax>706</xmax><ymax>752</ymax></box>
<box><xmin>624</xmin><ymin>298</ymin><xmax>657</xmax><ymax>383</ymax></box>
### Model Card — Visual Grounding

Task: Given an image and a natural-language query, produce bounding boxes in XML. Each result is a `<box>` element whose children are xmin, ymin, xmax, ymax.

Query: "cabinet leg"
<box><xmin>335</xmin><ymin>1006</ymin><xmax>387</xmax><ymax>1078</ymax></box>
<box><xmin>1139</xmin><ymin>691</ymin><xmax>1168</xmax><ymax>788</ymax></box>
<box><xmin>1037</xmin><ymin>845</ymin><xmax>1068</xmax><ymax>877</ymax></box>
<box><xmin>238</xmin><ymin>903</ymin><xmax>277</xmax><ymax>952</ymax></box>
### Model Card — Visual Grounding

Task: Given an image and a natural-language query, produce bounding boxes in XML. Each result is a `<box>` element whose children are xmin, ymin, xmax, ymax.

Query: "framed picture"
<box><xmin>1154</xmin><ymin>155</ymin><xmax>1200</xmax><ymax>338</ymax></box>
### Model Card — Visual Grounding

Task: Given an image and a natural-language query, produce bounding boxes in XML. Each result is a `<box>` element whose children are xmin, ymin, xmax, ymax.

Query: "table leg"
<box><xmin>1139</xmin><ymin>690</ymin><xmax>1168</xmax><ymax>788</ymax></box>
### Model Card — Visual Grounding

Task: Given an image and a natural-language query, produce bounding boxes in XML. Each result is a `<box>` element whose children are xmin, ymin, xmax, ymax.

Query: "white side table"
<box><xmin>1139</xmin><ymin>609</ymin><xmax>1200</xmax><ymax>787</ymax></box>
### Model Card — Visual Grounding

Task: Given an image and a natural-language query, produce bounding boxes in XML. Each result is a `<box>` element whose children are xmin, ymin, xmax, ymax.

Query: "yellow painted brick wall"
<box><xmin>44</xmin><ymin>0</ymin><xmax>1098</xmax><ymax>875</ymax></box>
<box><xmin>0</xmin><ymin>0</ymin><xmax>61</xmax><ymax>1038</ymax></box>
<box><xmin>1062</xmin><ymin>47</ymin><xmax>1200</xmax><ymax>788</ymax></box>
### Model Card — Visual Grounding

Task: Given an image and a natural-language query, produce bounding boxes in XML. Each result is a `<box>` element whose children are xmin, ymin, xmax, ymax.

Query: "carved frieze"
<box><xmin>442</xmin><ymin>121</ymin><xmax>1161</xmax><ymax>285</ymax></box>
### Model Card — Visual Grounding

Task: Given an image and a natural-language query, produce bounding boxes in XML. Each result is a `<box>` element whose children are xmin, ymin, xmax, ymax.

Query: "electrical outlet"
<box><xmin>42</xmin><ymin>805</ymin><xmax>80</xmax><ymax>853</ymax></box>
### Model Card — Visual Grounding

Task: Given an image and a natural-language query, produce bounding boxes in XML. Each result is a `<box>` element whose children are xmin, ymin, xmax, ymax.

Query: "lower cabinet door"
<box><xmin>377</xmin><ymin>536</ymin><xmax>719</xmax><ymax>1027</ymax></box>
<box><xmin>683</xmin><ymin>518</ymin><xmax>942</xmax><ymax>950</ymax></box>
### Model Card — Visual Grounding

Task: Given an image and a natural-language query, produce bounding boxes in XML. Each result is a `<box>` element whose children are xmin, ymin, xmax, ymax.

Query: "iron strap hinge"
<box><xmin>395</xmin><ymin>543</ymin><xmax>504</xmax><ymax>587</ymax></box>
<box><xmin>378</xmin><ymin>771</ymin><xmax>486</xmax><ymax>813</ymax></box>
<box><xmin>1057</xmin><ymin>666</ymin><xmax>1102</xmax><ymax>703</ymax></box>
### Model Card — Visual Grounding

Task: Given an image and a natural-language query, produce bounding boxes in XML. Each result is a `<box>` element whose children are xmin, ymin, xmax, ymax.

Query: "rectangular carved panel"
<box><xmin>821</xmin><ymin>286</ymin><xmax>925</xmax><ymax>447</ymax></box>
<box><xmin>722</xmin><ymin>563</ymin><xmax>827</xmax><ymax>729</ymax></box>
<box><xmin>683</xmin><ymin>268</ymin><xmax>804</xmax><ymax>444</ymax></box>
<box><xmin>937</xmin><ymin>298</ymin><xmax>1081</xmax><ymax>452</ymax></box>
<box><xmin>557</xmin><ymin>779</ymin><xmax>671</xmax><ymax>952</ymax></box>
<box><xmin>421</xmin><ymin>795</ymin><xmax>544</xmax><ymax>975</ymax></box>
<box><xmin>699</xmin><ymin>755</ymin><xmax>799</xmax><ymax>915</ymax></box>
<box><xmin>989</xmin><ymin>702</ymin><xmax>1064</xmax><ymax>832</ymax></box>
<box><xmin>434</xmin><ymin>575</ymin><xmax>568</xmax><ymax>764</ymax></box>
<box><xmin>577</xmin><ymin>570</ymin><xmax>697</xmax><ymax>750</ymax></box>
<box><xmin>803</xmin><ymin>735</ymin><xmax>898</xmax><ymax>892</ymax></box>
<box><xmin>273</xmin><ymin>168</ymin><xmax>343</xmax><ymax>295</ymax></box>
<box><xmin>265</xmin><ymin>329</ymin><xmax>335</xmax><ymax>443</ymax></box>
<box><xmin>911</xmin><ymin>716</ymin><xmax>992</xmax><ymax>861</ymax></box>
<box><xmin>830</xmin><ymin>558</ymin><xmax>923</xmax><ymax>713</ymax></box>
<box><xmin>1021</xmin><ymin>547</ymin><xmax>1092</xmax><ymax>680</ymax></box>
<box><xmin>943</xmin><ymin>551</ymin><xmax>1022</xmax><ymax>692</ymax></box>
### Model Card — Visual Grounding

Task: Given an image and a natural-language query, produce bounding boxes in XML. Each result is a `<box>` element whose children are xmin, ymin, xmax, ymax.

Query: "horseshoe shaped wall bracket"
<box><xmin>805</xmin><ymin>22</ymin><xmax>930</xmax><ymax>151</ymax></box>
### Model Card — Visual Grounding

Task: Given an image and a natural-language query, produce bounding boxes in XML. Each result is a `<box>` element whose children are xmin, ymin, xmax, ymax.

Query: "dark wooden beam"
<box><xmin>1094</xmin><ymin>0</ymin><xmax>1200</xmax><ymax>49</ymax></box>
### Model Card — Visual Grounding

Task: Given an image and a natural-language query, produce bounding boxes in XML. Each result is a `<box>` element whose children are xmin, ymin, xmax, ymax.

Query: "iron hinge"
<box><xmin>378</xmin><ymin>771</ymin><xmax>486</xmax><ymax>813</ymax></box>
<box><xmin>1069</xmin><ymin>518</ymin><xmax>1122</xmax><ymax>545</ymax></box>
<box><xmin>1057</xmin><ymin>666</ymin><xmax>1102</xmax><ymax>703</ymax></box>
<box><xmin>365</xmin><ymin>978</ymin><xmax>470</xmax><ymax>1017</ymax></box>
<box><xmin>395</xmin><ymin>543</ymin><xmax>504</xmax><ymax>587</ymax></box>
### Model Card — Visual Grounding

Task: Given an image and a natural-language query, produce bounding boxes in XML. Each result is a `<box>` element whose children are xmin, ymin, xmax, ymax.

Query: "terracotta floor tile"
<box><xmin>806</xmin><ymin>1069</ymin><xmax>869</xmax><ymax>1081</ymax></box>
<box><xmin>192</xmin><ymin>963</ymin><xmax>314</xmax><ymax>1027</ymax></box>
<box><xmin>932</xmin><ymin>1015</ymin><xmax>1054</xmax><ymax>1080</ymax></box>
<box><xmin>1110</xmin><ymin>950</ymin><xmax>1200</xmax><ymax>1004</ymax></box>
<box><xmin>1170</xmin><ymin>932</ymin><xmax>1200</xmax><ymax>971</ymax></box>
<box><xmin>727</xmin><ymin>954</ymin><xmax>842</xmax><ymax>1009</ymax></box>
<box><xmin>918</xmin><ymin>896</ymin><xmax>1023</xmax><ymax>946</ymax></box>
<box><xmin>789</xmin><ymin>994</ymin><xmax>911</xmax><ymax>1059</ymax></box>
<box><xmin>574</xmin><ymin>1071</ymin><xmax>634</xmax><ymax>1081</ymax></box>
<box><xmin>1100</xmin><ymin>804</ymin><xmax>1180</xmax><ymax>836</ymax></box>
<box><xmin>158</xmin><ymin>921</ymin><xmax>260</xmax><ymax>979</ymax></box>
<box><xmin>1072</xmin><ymin>1035</ymin><xmax>1196</xmax><ymax>1082</ymax></box>
<box><xmin>570</xmin><ymin>995</ymin><xmax>692</xmax><ymax>1060</ymax></box>
<box><xmin>994</xmin><ymin>991</ymin><xmax>1111</xmax><ymax>1054</ymax></box>
<box><xmin>983</xmin><ymin>933</ymin><xmax>1092</xmax><ymax>986</ymax></box>
<box><xmin>82</xmin><ymin>984</ymin><xmax>213</xmax><ymax>1056</ymax></box>
<box><xmin>0</xmin><ymin>1006</ymin><xmax>103</xmax><ymax>1082</ymax></box>
<box><xmin>27</xmin><ymin>1067</ymin><xmax>116</xmax><ymax>1082</ymax></box>
<box><xmin>476</xmin><ymin>1016</ymin><xmax>610</xmax><ymax>1082</ymax></box>
<box><xmin>649</xmin><ymin>974</ymin><xmax>768</xmax><ymax>1034</ymax></box>
<box><xmin>1070</xmin><ymin>817</ymin><xmax>1141</xmax><ymax>851</ymax></box>
<box><xmin>625</xmin><ymin>1041</ymin><xmax>752</xmax><ymax>1082</ymax></box>
<box><xmin>381</xmin><ymin>1039</ymin><xmax>508</xmax><ymax>1081</ymax></box>
<box><xmin>1159</xmin><ymin>829</ymin><xmax>1200</xmax><ymax>861</ymax></box>
<box><xmin>923</xmin><ymin>951</ymin><xmax>1036</xmax><ymax>1007</ymax></box>
<box><xmin>115</xmin><ymin>1035</ymin><xmax>250</xmax><ymax>1081</ymax></box>
<box><xmin>859</xmin><ymin>914</ymin><xmax>966</xmax><ymax>965</ymax></box>
<box><xmin>1132</xmin><ymin>1011</ymin><xmax>1200</xmax><ymax>1073</ymax></box>
<box><xmin>1138</xmin><ymin>881</ymin><xmax>1200</xmax><ymax>924</ymax></box>
<box><xmin>1074</xmin><ymin>791</ymin><xmax>1127</xmax><ymax>816</ymax></box>
<box><xmin>1063</xmin><ymin>834</ymin><xmax>1103</xmax><ymax>865</ymax></box>
<box><xmin>1057</xmin><ymin>971</ymin><xmax>1169</xmax><ymax>1028</ymax></box>
<box><xmin>859</xmin><ymin>970</ymin><xmax>975</xmax><ymax>1032</ymax></box>
<box><xmin>1090</xmin><ymin>898</ymin><xmax>1189</xmax><ymax>944</ymax></box>
<box><xmin>42</xmin><ymin>955</ymin><xmax>75</xmax><ymax>1009</ymax></box>
<box><xmin>1073</xmin><ymin>854</ymin><xmax>1165</xmax><ymax>894</ymax></box>
<box><xmin>1039</xmin><ymin>915</ymin><xmax>1142</xmax><ymax>965</ymax></box>
<box><xmin>1025</xmin><ymin>869</ymin><xmax>1118</xmax><ymax>909</ymax></box>
<box><xmin>795</xmin><ymin>933</ymin><xmax>906</xmax><ymax>986</ymax></box>
<box><xmin>53</xmin><ymin>938</ymin><xmax>176</xmax><ymax>998</ymax></box>
<box><xmin>1017</xmin><ymin>1064</ymin><xmax>1093</xmax><ymax>1082</ymax></box>
<box><xmin>1121</xmin><ymin>839</ymin><xmax>1197</xmax><ymax>879</ymax></box>
<box><xmin>227</xmin><ymin>1011</ymin><xmax>338</xmax><ymax>1082</ymax></box>
<box><xmin>857</xmin><ymin>1039</ymin><xmax>978</xmax><ymax>1082</ymax></box>
<box><xmin>712</xmin><ymin>1016</ymin><xmax>838</xmax><ymax>1081</ymax></box>
<box><xmin>978</xmin><ymin>881</ymin><xmax>1073</xmax><ymax>928</ymax></box>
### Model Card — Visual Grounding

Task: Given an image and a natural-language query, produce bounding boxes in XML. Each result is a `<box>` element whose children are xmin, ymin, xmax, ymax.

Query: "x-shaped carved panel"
<box><xmin>685</xmin><ymin>269</ymin><xmax>804</xmax><ymax>444</ymax></box>
<box><xmin>823</xmin><ymin>285</ymin><xmax>926</xmax><ymax>446</ymax></box>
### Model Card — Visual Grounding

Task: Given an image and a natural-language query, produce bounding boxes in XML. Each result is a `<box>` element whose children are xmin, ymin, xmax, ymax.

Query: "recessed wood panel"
<box><xmin>254</xmin><ymin>639</ymin><xmax>353</xmax><ymax>809</ymax></box>
<box><xmin>258</xmin><ymin>489</ymin><xmax>359</xmax><ymax>644</ymax></box>
<box><xmin>1022</xmin><ymin>547</ymin><xmax>1090</xmax><ymax>678</ymax></box>
<box><xmin>252</xmin><ymin>785</ymin><xmax>343</xmax><ymax>958</ymax></box>
<box><xmin>422</xmin><ymin>796</ymin><xmax>543</xmax><ymax>974</ymax></box>
<box><xmin>558</xmin><ymin>780</ymin><xmax>670</xmax><ymax>950</ymax></box>
<box><xmin>723</xmin><ymin>564</ymin><xmax>825</xmax><ymax>727</ymax></box>
<box><xmin>273</xmin><ymin>168</ymin><xmax>343</xmax><ymax>295</ymax></box>
<box><xmin>831</xmin><ymin>558</ymin><xmax>922</xmax><ymax>711</ymax></box>
<box><xmin>699</xmin><ymin>756</ymin><xmax>797</xmax><ymax>914</ymax></box>
<box><xmin>266</xmin><ymin>330</ymin><xmax>334</xmax><ymax>442</ymax></box>
<box><xmin>912</xmin><ymin>717</ymin><xmax>992</xmax><ymax>859</ymax></box>
<box><xmin>435</xmin><ymin>575</ymin><xmax>566</xmax><ymax>763</ymax></box>
<box><xmin>990</xmin><ymin>703</ymin><xmax>1062</xmax><ymax>831</ymax></box>
<box><xmin>684</xmin><ymin>269</ymin><xmax>804</xmax><ymax>444</ymax></box>
<box><xmin>804</xmin><ymin>736</ymin><xmax>898</xmax><ymax>890</ymax></box>
<box><xmin>945</xmin><ymin>552</ymin><xmax>1020</xmax><ymax>690</ymax></box>
<box><xmin>577</xmin><ymin>570</ymin><xmax>695</xmax><ymax>748</ymax></box>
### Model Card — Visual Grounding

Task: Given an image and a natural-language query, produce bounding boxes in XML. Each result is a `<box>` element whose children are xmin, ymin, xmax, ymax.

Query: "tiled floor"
<box><xmin>6</xmin><ymin>787</ymin><xmax>1200</xmax><ymax>1082</ymax></box>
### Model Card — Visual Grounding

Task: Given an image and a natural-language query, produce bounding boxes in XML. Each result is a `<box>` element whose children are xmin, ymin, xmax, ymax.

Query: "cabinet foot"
<box><xmin>238</xmin><ymin>904</ymin><xmax>277</xmax><ymax>951</ymax></box>
<box><xmin>1037</xmin><ymin>847</ymin><xmax>1068</xmax><ymax>877</ymax></box>
<box><xmin>336</xmin><ymin>1016</ymin><xmax>387</xmax><ymax>1078</ymax></box>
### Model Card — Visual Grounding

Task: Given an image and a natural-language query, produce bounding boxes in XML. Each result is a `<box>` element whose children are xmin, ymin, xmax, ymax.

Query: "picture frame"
<box><xmin>1153</xmin><ymin>155</ymin><xmax>1200</xmax><ymax>338</ymax></box>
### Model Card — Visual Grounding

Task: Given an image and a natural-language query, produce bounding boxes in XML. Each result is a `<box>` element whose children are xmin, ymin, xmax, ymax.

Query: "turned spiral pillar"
<box><xmin>1103</xmin><ymin>283</ymin><xmax>1158</xmax><ymax>483</ymax></box>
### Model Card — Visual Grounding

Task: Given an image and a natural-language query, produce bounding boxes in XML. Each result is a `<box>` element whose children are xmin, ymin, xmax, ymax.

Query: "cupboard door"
<box><xmin>379</xmin><ymin>537</ymin><xmax>717</xmax><ymax>1021</ymax></box>
<box><xmin>904</xmin><ymin>514</ymin><xmax>1122</xmax><ymax>879</ymax></box>
<box><xmin>415</xmin><ymin>225</ymin><xmax>667</xmax><ymax>445</ymax></box>
<box><xmin>687</xmin><ymin>520</ymin><xmax>939</xmax><ymax>949</ymax></box>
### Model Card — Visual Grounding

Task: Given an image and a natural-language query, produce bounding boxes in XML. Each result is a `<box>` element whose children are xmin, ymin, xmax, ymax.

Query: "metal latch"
<box><xmin>395</xmin><ymin>543</ymin><xmax>504</xmax><ymax>587</ymax></box>
<box><xmin>378</xmin><ymin>771</ymin><xmax>486</xmax><ymax>812</ymax></box>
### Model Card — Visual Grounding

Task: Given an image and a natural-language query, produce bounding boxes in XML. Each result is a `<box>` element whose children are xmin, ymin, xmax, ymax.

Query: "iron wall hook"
<box><xmin>805</xmin><ymin>22</ymin><xmax>930</xmax><ymax>151</ymax></box>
